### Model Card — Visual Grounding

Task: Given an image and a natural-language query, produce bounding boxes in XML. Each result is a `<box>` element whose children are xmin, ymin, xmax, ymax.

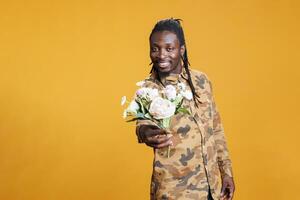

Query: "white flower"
<box><xmin>122</xmin><ymin>110</ymin><xmax>127</xmax><ymax>119</ymax></box>
<box><xmin>147</xmin><ymin>88</ymin><xmax>159</xmax><ymax>100</ymax></box>
<box><xmin>121</xmin><ymin>96</ymin><xmax>126</xmax><ymax>105</ymax></box>
<box><xmin>127</xmin><ymin>100</ymin><xmax>140</xmax><ymax>114</ymax></box>
<box><xmin>136</xmin><ymin>88</ymin><xmax>145</xmax><ymax>98</ymax></box>
<box><xmin>136</xmin><ymin>87</ymin><xmax>159</xmax><ymax>101</ymax></box>
<box><xmin>177</xmin><ymin>82</ymin><xmax>186</xmax><ymax>91</ymax></box>
<box><xmin>181</xmin><ymin>90</ymin><xmax>193</xmax><ymax>100</ymax></box>
<box><xmin>149</xmin><ymin>97</ymin><xmax>176</xmax><ymax>119</ymax></box>
<box><xmin>136</xmin><ymin>88</ymin><xmax>146</xmax><ymax>98</ymax></box>
<box><xmin>136</xmin><ymin>80</ymin><xmax>145</xmax><ymax>87</ymax></box>
<box><xmin>164</xmin><ymin>85</ymin><xmax>177</xmax><ymax>101</ymax></box>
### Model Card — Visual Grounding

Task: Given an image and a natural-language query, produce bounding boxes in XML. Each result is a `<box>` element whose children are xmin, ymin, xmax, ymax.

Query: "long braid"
<box><xmin>182</xmin><ymin>50</ymin><xmax>201</xmax><ymax>107</ymax></box>
<box><xmin>149</xmin><ymin>18</ymin><xmax>201</xmax><ymax>107</ymax></box>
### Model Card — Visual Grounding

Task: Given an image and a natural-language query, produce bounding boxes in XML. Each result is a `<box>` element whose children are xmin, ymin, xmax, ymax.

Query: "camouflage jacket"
<box><xmin>136</xmin><ymin>68</ymin><xmax>233</xmax><ymax>200</ymax></box>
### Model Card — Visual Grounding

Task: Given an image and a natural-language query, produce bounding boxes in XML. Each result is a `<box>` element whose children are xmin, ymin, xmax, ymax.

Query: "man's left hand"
<box><xmin>220</xmin><ymin>175</ymin><xmax>235</xmax><ymax>200</ymax></box>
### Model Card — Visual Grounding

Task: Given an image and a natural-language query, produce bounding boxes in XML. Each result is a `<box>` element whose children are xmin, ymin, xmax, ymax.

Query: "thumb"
<box><xmin>220</xmin><ymin>183</ymin><xmax>227</xmax><ymax>197</ymax></box>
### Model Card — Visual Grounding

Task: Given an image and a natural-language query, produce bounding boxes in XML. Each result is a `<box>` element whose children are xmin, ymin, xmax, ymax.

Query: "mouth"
<box><xmin>156</xmin><ymin>60</ymin><xmax>171</xmax><ymax>69</ymax></box>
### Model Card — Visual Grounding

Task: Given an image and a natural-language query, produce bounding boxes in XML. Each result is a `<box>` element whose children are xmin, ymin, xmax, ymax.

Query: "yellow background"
<box><xmin>0</xmin><ymin>0</ymin><xmax>299</xmax><ymax>199</ymax></box>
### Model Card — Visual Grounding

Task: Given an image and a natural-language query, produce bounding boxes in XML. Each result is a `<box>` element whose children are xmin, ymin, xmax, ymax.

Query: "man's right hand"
<box><xmin>139</xmin><ymin>125</ymin><xmax>173</xmax><ymax>148</ymax></box>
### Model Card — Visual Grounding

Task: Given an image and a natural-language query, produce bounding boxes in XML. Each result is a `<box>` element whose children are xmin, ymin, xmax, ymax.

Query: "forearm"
<box><xmin>209</xmin><ymin>81</ymin><xmax>233</xmax><ymax>178</ymax></box>
<box><xmin>214</xmin><ymin>127</ymin><xmax>233</xmax><ymax>178</ymax></box>
<box><xmin>212</xmin><ymin>108</ymin><xmax>233</xmax><ymax>178</ymax></box>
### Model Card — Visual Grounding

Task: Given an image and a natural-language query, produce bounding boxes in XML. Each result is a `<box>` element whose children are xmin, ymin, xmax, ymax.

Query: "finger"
<box><xmin>220</xmin><ymin>192</ymin><xmax>224</xmax><ymax>197</ymax></box>
<box><xmin>144</xmin><ymin>137</ymin><xmax>161</xmax><ymax>147</ymax></box>
<box><xmin>224</xmin><ymin>188</ymin><xmax>231</xmax><ymax>200</ymax></box>
<box><xmin>139</xmin><ymin>125</ymin><xmax>160</xmax><ymax>137</ymax></box>
<box><xmin>146</xmin><ymin>128</ymin><xmax>166</xmax><ymax>137</ymax></box>
<box><xmin>145</xmin><ymin>142</ymin><xmax>158</xmax><ymax>148</ymax></box>
<box><xmin>147</xmin><ymin>125</ymin><xmax>160</xmax><ymax>130</ymax></box>
<box><xmin>221</xmin><ymin>185</ymin><xmax>230</xmax><ymax>199</ymax></box>
<box><xmin>155</xmin><ymin>135</ymin><xmax>172</xmax><ymax>144</ymax></box>
<box><xmin>145</xmin><ymin>140</ymin><xmax>159</xmax><ymax>148</ymax></box>
<box><xmin>228</xmin><ymin>187</ymin><xmax>234</xmax><ymax>200</ymax></box>
<box><xmin>146</xmin><ymin>134</ymin><xmax>171</xmax><ymax>145</ymax></box>
<box><xmin>146</xmin><ymin>125</ymin><xmax>160</xmax><ymax>129</ymax></box>
<box><xmin>147</xmin><ymin>135</ymin><xmax>171</xmax><ymax>144</ymax></box>
<box><xmin>152</xmin><ymin>128</ymin><xmax>167</xmax><ymax>135</ymax></box>
<box><xmin>153</xmin><ymin>139</ymin><xmax>173</xmax><ymax>149</ymax></box>
<box><xmin>220</xmin><ymin>186</ymin><xmax>226</xmax><ymax>198</ymax></box>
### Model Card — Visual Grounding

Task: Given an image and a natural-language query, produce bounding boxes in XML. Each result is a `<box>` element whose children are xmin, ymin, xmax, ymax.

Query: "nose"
<box><xmin>158</xmin><ymin>49</ymin><xmax>167</xmax><ymax>59</ymax></box>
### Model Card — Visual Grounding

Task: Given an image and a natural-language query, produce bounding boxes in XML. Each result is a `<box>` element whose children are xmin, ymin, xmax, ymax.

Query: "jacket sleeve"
<box><xmin>135</xmin><ymin>119</ymin><xmax>158</xmax><ymax>143</ymax></box>
<box><xmin>209</xmin><ymin>80</ymin><xmax>234</xmax><ymax>178</ymax></box>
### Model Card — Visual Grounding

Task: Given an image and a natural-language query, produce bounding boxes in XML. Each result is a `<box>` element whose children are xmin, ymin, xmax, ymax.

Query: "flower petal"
<box><xmin>136</xmin><ymin>80</ymin><xmax>145</xmax><ymax>87</ymax></box>
<box><xmin>121</xmin><ymin>96</ymin><xmax>127</xmax><ymax>105</ymax></box>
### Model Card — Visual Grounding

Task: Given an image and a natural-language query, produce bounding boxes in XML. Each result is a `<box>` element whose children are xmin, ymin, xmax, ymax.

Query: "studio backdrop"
<box><xmin>0</xmin><ymin>0</ymin><xmax>299</xmax><ymax>199</ymax></box>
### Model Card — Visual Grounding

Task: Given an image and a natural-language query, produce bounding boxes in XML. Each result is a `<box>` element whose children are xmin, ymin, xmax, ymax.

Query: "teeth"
<box><xmin>159</xmin><ymin>62</ymin><xmax>169</xmax><ymax>67</ymax></box>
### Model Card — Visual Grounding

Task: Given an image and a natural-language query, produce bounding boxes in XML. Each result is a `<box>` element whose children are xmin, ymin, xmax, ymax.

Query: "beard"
<box><xmin>152</xmin><ymin>59</ymin><xmax>182</xmax><ymax>75</ymax></box>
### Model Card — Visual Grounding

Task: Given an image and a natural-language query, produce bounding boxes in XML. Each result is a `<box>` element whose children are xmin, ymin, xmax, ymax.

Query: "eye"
<box><xmin>151</xmin><ymin>47</ymin><xmax>158</xmax><ymax>52</ymax></box>
<box><xmin>167</xmin><ymin>47</ymin><xmax>174</xmax><ymax>52</ymax></box>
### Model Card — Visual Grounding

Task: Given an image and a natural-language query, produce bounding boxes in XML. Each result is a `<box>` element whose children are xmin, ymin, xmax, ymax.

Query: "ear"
<box><xmin>180</xmin><ymin>45</ymin><xmax>185</xmax><ymax>57</ymax></box>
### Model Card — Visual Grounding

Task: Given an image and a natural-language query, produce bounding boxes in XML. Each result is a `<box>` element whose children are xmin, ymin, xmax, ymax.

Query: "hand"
<box><xmin>139</xmin><ymin>125</ymin><xmax>173</xmax><ymax>149</ymax></box>
<box><xmin>220</xmin><ymin>175</ymin><xmax>235</xmax><ymax>200</ymax></box>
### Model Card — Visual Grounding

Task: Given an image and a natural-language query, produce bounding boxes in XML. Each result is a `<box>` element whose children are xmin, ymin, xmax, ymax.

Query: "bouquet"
<box><xmin>121</xmin><ymin>81</ymin><xmax>193</xmax><ymax>158</ymax></box>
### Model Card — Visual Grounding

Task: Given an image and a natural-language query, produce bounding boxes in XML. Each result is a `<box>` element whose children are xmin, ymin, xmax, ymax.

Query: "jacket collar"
<box><xmin>150</xmin><ymin>68</ymin><xmax>189</xmax><ymax>86</ymax></box>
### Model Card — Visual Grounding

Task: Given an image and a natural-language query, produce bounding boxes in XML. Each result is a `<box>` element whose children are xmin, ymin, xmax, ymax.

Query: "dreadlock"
<box><xmin>149</xmin><ymin>18</ymin><xmax>201</xmax><ymax>106</ymax></box>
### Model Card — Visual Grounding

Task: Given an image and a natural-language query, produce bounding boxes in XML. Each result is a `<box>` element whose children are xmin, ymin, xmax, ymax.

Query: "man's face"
<box><xmin>150</xmin><ymin>31</ymin><xmax>185</xmax><ymax>75</ymax></box>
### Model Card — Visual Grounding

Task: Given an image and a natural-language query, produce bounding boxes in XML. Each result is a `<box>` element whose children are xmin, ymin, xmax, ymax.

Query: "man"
<box><xmin>135</xmin><ymin>18</ymin><xmax>235</xmax><ymax>200</ymax></box>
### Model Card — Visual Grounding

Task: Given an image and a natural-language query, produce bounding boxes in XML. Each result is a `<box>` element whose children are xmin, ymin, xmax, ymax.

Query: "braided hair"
<box><xmin>149</xmin><ymin>18</ymin><xmax>201</xmax><ymax>106</ymax></box>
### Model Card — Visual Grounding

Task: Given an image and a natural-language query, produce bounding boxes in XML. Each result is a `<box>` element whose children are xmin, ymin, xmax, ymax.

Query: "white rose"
<box><xmin>136</xmin><ymin>87</ymin><xmax>159</xmax><ymax>101</ymax></box>
<box><xmin>147</xmin><ymin>88</ymin><xmax>159</xmax><ymax>100</ymax></box>
<box><xmin>177</xmin><ymin>82</ymin><xmax>186</xmax><ymax>91</ymax></box>
<box><xmin>127</xmin><ymin>100</ymin><xmax>140</xmax><ymax>114</ymax></box>
<box><xmin>164</xmin><ymin>85</ymin><xmax>177</xmax><ymax>101</ymax></box>
<box><xmin>181</xmin><ymin>90</ymin><xmax>193</xmax><ymax>100</ymax></box>
<box><xmin>149</xmin><ymin>97</ymin><xmax>176</xmax><ymax>119</ymax></box>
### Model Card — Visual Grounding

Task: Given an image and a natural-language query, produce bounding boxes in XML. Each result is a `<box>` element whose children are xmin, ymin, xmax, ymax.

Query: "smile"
<box><xmin>157</xmin><ymin>62</ymin><xmax>170</xmax><ymax>68</ymax></box>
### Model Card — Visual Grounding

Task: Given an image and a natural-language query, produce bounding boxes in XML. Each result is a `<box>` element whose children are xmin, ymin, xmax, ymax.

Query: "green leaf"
<box><xmin>137</xmin><ymin>99</ymin><xmax>145</xmax><ymax>114</ymax></box>
<box><xmin>177</xmin><ymin>107</ymin><xmax>191</xmax><ymax>115</ymax></box>
<box><xmin>144</xmin><ymin>113</ymin><xmax>152</xmax><ymax>119</ymax></box>
<box><xmin>173</xmin><ymin>95</ymin><xmax>183</xmax><ymax>107</ymax></box>
<box><xmin>162</xmin><ymin>117</ymin><xmax>171</xmax><ymax>129</ymax></box>
<box><xmin>126</xmin><ymin>117</ymin><xmax>146</xmax><ymax>122</ymax></box>
<box><xmin>136</xmin><ymin>113</ymin><xmax>145</xmax><ymax>118</ymax></box>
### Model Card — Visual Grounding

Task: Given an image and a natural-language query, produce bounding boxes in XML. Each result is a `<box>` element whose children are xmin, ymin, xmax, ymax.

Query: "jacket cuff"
<box><xmin>218</xmin><ymin>159</ymin><xmax>234</xmax><ymax>178</ymax></box>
